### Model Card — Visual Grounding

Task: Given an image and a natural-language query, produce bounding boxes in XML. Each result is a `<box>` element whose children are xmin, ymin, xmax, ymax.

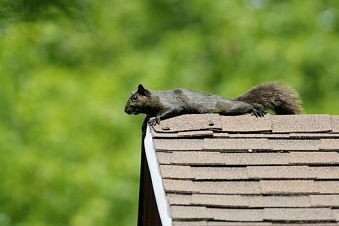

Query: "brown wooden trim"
<box><xmin>138</xmin><ymin>119</ymin><xmax>162</xmax><ymax>226</ymax></box>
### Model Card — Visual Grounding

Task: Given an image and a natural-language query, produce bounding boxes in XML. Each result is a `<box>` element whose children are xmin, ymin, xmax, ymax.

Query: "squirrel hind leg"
<box><xmin>217</xmin><ymin>101</ymin><xmax>265</xmax><ymax>116</ymax></box>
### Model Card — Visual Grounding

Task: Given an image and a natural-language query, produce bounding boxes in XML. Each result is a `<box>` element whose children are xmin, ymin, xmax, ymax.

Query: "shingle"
<box><xmin>161</xmin><ymin>165</ymin><xmax>248</xmax><ymax>180</ymax></box>
<box><xmin>204</xmin><ymin>138</ymin><xmax>270</xmax><ymax>151</ymax></box>
<box><xmin>151</xmin><ymin>130</ymin><xmax>178</xmax><ymax>138</ymax></box>
<box><xmin>288</xmin><ymin>152</ymin><xmax>339</xmax><ymax>165</ymax></box>
<box><xmin>152</xmin><ymin>114</ymin><xmax>221</xmax><ymax>132</ymax></box>
<box><xmin>244</xmin><ymin>195</ymin><xmax>311</xmax><ymax>208</ymax></box>
<box><xmin>207</xmin><ymin>223</ymin><xmax>272</xmax><ymax>226</ymax></box>
<box><xmin>167</xmin><ymin>193</ymin><xmax>192</xmax><ymax>205</ymax></box>
<box><xmin>210</xmin><ymin>208</ymin><xmax>264</xmax><ymax>221</ymax></box>
<box><xmin>157</xmin><ymin>151</ymin><xmax>222</xmax><ymax>165</ymax></box>
<box><xmin>156</xmin><ymin>152</ymin><xmax>172</xmax><ymax>164</ymax></box>
<box><xmin>171</xmin><ymin>206</ymin><xmax>210</xmax><ymax>220</ymax></box>
<box><xmin>163</xmin><ymin>179</ymin><xmax>195</xmax><ymax>193</ymax></box>
<box><xmin>263</xmin><ymin>208</ymin><xmax>335</xmax><ymax>222</ymax></box>
<box><xmin>266</xmin><ymin>223</ymin><xmax>339</xmax><ymax>226</ymax></box>
<box><xmin>177</xmin><ymin>130</ymin><xmax>213</xmax><ymax>138</ymax></box>
<box><xmin>320</xmin><ymin>139</ymin><xmax>339</xmax><ymax>150</ymax></box>
<box><xmin>261</xmin><ymin>181</ymin><xmax>339</xmax><ymax>195</ymax></box>
<box><xmin>154</xmin><ymin>139</ymin><xmax>204</xmax><ymax>151</ymax></box>
<box><xmin>172</xmin><ymin>221</ymin><xmax>208</xmax><ymax>226</ymax></box>
<box><xmin>333</xmin><ymin>208</ymin><xmax>339</xmax><ymax>221</ymax></box>
<box><xmin>220</xmin><ymin>115</ymin><xmax>272</xmax><ymax>132</ymax></box>
<box><xmin>310</xmin><ymin>195</ymin><xmax>339</xmax><ymax>207</ymax></box>
<box><xmin>269</xmin><ymin>139</ymin><xmax>320</xmax><ymax>151</ymax></box>
<box><xmin>267</xmin><ymin>224</ymin><xmax>337</xmax><ymax>226</ymax></box>
<box><xmin>192</xmin><ymin>167</ymin><xmax>248</xmax><ymax>180</ymax></box>
<box><xmin>247</xmin><ymin>166</ymin><xmax>315</xmax><ymax>179</ymax></box>
<box><xmin>174</xmin><ymin>222</ymin><xmax>272</xmax><ymax>226</ymax></box>
<box><xmin>193</xmin><ymin>181</ymin><xmax>261</xmax><ymax>194</ymax></box>
<box><xmin>272</xmin><ymin>114</ymin><xmax>332</xmax><ymax>133</ymax></box>
<box><xmin>315</xmin><ymin>181</ymin><xmax>339</xmax><ymax>194</ymax></box>
<box><xmin>163</xmin><ymin>179</ymin><xmax>261</xmax><ymax>194</ymax></box>
<box><xmin>189</xmin><ymin>194</ymin><xmax>311</xmax><ymax>208</ymax></box>
<box><xmin>289</xmin><ymin>133</ymin><xmax>339</xmax><ymax>139</ymax></box>
<box><xmin>332</xmin><ymin>115</ymin><xmax>339</xmax><ymax>133</ymax></box>
<box><xmin>157</xmin><ymin>151</ymin><xmax>339</xmax><ymax>166</ymax></box>
<box><xmin>228</xmin><ymin>133</ymin><xmax>290</xmax><ymax>139</ymax></box>
<box><xmin>160</xmin><ymin>165</ymin><xmax>193</xmax><ymax>179</ymax></box>
<box><xmin>260</xmin><ymin>180</ymin><xmax>318</xmax><ymax>194</ymax></box>
<box><xmin>248</xmin><ymin>166</ymin><xmax>337</xmax><ymax>180</ymax></box>
<box><xmin>310</xmin><ymin>166</ymin><xmax>339</xmax><ymax>179</ymax></box>
<box><xmin>212</xmin><ymin>132</ymin><xmax>230</xmax><ymax>138</ymax></box>
<box><xmin>171</xmin><ymin>206</ymin><xmax>265</xmax><ymax>221</ymax></box>
<box><xmin>190</xmin><ymin>194</ymin><xmax>248</xmax><ymax>207</ymax></box>
<box><xmin>156</xmin><ymin>151</ymin><xmax>291</xmax><ymax>166</ymax></box>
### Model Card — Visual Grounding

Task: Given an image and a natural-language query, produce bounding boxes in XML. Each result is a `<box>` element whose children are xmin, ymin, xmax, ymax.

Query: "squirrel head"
<box><xmin>124</xmin><ymin>84</ymin><xmax>152</xmax><ymax>115</ymax></box>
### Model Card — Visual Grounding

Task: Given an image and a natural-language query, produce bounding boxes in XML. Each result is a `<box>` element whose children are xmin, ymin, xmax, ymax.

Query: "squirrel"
<box><xmin>124</xmin><ymin>82</ymin><xmax>302</xmax><ymax>125</ymax></box>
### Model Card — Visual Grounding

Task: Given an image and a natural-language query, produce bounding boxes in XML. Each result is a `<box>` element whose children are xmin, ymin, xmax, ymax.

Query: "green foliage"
<box><xmin>0</xmin><ymin>0</ymin><xmax>338</xmax><ymax>225</ymax></box>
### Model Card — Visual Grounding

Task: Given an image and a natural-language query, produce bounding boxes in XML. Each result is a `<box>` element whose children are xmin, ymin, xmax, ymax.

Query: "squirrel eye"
<box><xmin>132</xmin><ymin>95</ymin><xmax>138</xmax><ymax>102</ymax></box>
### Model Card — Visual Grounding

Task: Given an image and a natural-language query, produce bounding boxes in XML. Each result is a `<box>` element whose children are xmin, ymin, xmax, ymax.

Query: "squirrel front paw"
<box><xmin>148</xmin><ymin>117</ymin><xmax>161</xmax><ymax>126</ymax></box>
<box><xmin>251</xmin><ymin>109</ymin><xmax>266</xmax><ymax>117</ymax></box>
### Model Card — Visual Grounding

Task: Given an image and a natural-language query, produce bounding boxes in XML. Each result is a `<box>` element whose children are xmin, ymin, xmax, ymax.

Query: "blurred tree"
<box><xmin>0</xmin><ymin>0</ymin><xmax>338</xmax><ymax>226</ymax></box>
<box><xmin>0</xmin><ymin>0</ymin><xmax>89</xmax><ymax>21</ymax></box>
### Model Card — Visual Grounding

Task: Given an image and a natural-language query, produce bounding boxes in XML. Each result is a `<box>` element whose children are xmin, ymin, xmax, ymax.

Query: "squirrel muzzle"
<box><xmin>124</xmin><ymin>105</ymin><xmax>140</xmax><ymax>115</ymax></box>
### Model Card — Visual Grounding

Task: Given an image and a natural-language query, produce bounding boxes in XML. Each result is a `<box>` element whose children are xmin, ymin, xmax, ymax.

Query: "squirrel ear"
<box><xmin>138</xmin><ymin>84</ymin><xmax>145</xmax><ymax>93</ymax></box>
<box><xmin>137</xmin><ymin>84</ymin><xmax>150</xmax><ymax>96</ymax></box>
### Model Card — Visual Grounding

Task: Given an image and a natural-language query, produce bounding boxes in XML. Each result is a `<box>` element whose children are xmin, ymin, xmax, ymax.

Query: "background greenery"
<box><xmin>0</xmin><ymin>0</ymin><xmax>338</xmax><ymax>225</ymax></box>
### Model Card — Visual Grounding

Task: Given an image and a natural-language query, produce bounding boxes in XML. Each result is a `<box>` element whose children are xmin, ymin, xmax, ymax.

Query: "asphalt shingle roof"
<box><xmin>150</xmin><ymin>114</ymin><xmax>339</xmax><ymax>225</ymax></box>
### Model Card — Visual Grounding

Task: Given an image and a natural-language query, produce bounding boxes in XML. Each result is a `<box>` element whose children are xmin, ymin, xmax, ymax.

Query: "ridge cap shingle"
<box><xmin>151</xmin><ymin>114</ymin><xmax>338</xmax><ymax>135</ymax></box>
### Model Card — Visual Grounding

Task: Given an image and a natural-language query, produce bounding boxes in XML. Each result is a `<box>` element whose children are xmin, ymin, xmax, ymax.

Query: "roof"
<box><xmin>144</xmin><ymin>114</ymin><xmax>339</xmax><ymax>226</ymax></box>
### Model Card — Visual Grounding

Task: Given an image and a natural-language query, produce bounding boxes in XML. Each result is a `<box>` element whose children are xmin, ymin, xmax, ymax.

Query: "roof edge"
<box><xmin>144</xmin><ymin>125</ymin><xmax>172</xmax><ymax>226</ymax></box>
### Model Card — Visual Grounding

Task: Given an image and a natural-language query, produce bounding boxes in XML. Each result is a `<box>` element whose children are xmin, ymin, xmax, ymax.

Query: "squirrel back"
<box><xmin>234</xmin><ymin>82</ymin><xmax>302</xmax><ymax>114</ymax></box>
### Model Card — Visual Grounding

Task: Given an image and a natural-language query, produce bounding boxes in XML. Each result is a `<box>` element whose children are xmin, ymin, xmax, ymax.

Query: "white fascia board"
<box><xmin>144</xmin><ymin>125</ymin><xmax>172</xmax><ymax>226</ymax></box>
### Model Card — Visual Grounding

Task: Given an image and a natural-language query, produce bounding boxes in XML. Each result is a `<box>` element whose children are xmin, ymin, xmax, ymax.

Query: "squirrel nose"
<box><xmin>124</xmin><ymin>106</ymin><xmax>131</xmax><ymax>114</ymax></box>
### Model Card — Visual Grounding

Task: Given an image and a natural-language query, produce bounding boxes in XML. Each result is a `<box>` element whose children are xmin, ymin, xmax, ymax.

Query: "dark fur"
<box><xmin>124</xmin><ymin>83</ymin><xmax>302</xmax><ymax>124</ymax></box>
<box><xmin>234</xmin><ymin>82</ymin><xmax>303</xmax><ymax>114</ymax></box>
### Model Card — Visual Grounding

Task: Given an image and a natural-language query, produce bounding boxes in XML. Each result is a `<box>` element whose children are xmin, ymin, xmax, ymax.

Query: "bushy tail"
<box><xmin>234</xmin><ymin>82</ymin><xmax>303</xmax><ymax>114</ymax></box>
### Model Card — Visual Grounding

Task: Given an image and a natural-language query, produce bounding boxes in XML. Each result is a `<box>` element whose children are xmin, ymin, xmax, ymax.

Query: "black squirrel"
<box><xmin>124</xmin><ymin>82</ymin><xmax>302</xmax><ymax>125</ymax></box>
